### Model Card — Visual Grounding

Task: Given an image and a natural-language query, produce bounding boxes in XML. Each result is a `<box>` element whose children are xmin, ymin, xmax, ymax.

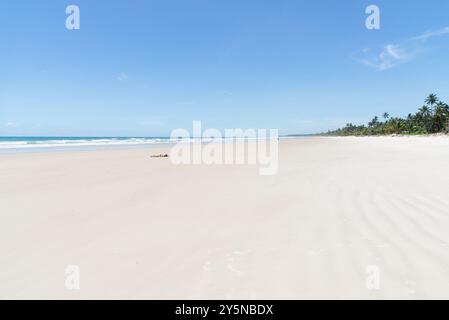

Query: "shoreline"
<box><xmin>0</xmin><ymin>142</ymin><xmax>177</xmax><ymax>155</ymax></box>
<box><xmin>3</xmin><ymin>133</ymin><xmax>449</xmax><ymax>155</ymax></box>
<box><xmin>0</xmin><ymin>136</ymin><xmax>301</xmax><ymax>155</ymax></box>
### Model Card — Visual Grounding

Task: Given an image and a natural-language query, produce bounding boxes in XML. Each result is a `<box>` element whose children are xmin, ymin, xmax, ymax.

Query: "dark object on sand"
<box><xmin>150</xmin><ymin>153</ymin><xmax>169</xmax><ymax>158</ymax></box>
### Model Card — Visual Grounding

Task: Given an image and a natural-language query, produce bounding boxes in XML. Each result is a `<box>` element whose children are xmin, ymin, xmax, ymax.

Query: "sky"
<box><xmin>1</xmin><ymin>0</ymin><xmax>449</xmax><ymax>136</ymax></box>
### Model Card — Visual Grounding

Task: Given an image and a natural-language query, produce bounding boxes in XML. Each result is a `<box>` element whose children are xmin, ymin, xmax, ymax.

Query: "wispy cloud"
<box><xmin>411</xmin><ymin>26</ymin><xmax>449</xmax><ymax>41</ymax></box>
<box><xmin>2</xmin><ymin>122</ymin><xmax>18</xmax><ymax>128</ymax></box>
<box><xmin>117</xmin><ymin>72</ymin><xmax>128</xmax><ymax>81</ymax></box>
<box><xmin>359</xmin><ymin>44</ymin><xmax>418</xmax><ymax>71</ymax></box>
<box><xmin>357</xmin><ymin>26</ymin><xmax>449</xmax><ymax>71</ymax></box>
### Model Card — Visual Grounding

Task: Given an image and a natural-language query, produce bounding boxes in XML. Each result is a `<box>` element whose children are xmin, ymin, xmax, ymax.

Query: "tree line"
<box><xmin>325</xmin><ymin>94</ymin><xmax>449</xmax><ymax>136</ymax></box>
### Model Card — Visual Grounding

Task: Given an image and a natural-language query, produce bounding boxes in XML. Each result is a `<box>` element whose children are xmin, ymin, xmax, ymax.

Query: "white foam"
<box><xmin>0</xmin><ymin>138</ymin><xmax>177</xmax><ymax>150</ymax></box>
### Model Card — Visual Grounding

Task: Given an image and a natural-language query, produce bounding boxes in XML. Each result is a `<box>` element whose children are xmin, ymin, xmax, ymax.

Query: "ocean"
<box><xmin>0</xmin><ymin>136</ymin><xmax>176</xmax><ymax>153</ymax></box>
<box><xmin>0</xmin><ymin>136</ymin><xmax>297</xmax><ymax>154</ymax></box>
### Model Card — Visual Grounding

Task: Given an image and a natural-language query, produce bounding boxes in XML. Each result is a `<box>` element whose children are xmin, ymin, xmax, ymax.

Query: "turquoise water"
<box><xmin>0</xmin><ymin>136</ymin><xmax>174</xmax><ymax>153</ymax></box>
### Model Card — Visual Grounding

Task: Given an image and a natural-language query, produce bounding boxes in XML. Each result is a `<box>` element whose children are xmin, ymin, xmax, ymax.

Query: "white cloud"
<box><xmin>359</xmin><ymin>44</ymin><xmax>417</xmax><ymax>71</ymax></box>
<box><xmin>357</xmin><ymin>26</ymin><xmax>449</xmax><ymax>71</ymax></box>
<box><xmin>2</xmin><ymin>122</ymin><xmax>18</xmax><ymax>128</ymax></box>
<box><xmin>117</xmin><ymin>72</ymin><xmax>128</xmax><ymax>81</ymax></box>
<box><xmin>412</xmin><ymin>26</ymin><xmax>449</xmax><ymax>41</ymax></box>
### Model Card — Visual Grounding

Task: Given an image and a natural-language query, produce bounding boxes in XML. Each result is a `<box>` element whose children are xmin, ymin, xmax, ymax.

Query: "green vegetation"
<box><xmin>325</xmin><ymin>94</ymin><xmax>449</xmax><ymax>136</ymax></box>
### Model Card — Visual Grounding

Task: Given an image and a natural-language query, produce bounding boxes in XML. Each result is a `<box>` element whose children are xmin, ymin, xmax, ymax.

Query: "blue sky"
<box><xmin>1</xmin><ymin>0</ymin><xmax>449</xmax><ymax>136</ymax></box>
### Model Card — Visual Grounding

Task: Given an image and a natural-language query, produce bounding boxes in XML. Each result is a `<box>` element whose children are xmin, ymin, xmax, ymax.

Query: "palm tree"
<box><xmin>368</xmin><ymin>116</ymin><xmax>379</xmax><ymax>128</ymax></box>
<box><xmin>425</xmin><ymin>94</ymin><xmax>438</xmax><ymax>108</ymax></box>
<box><xmin>417</xmin><ymin>105</ymin><xmax>432</xmax><ymax>132</ymax></box>
<box><xmin>324</xmin><ymin>94</ymin><xmax>448</xmax><ymax>136</ymax></box>
<box><xmin>442</xmin><ymin>103</ymin><xmax>449</xmax><ymax>132</ymax></box>
<box><xmin>419</xmin><ymin>105</ymin><xmax>431</xmax><ymax>116</ymax></box>
<box><xmin>432</xmin><ymin>102</ymin><xmax>449</xmax><ymax>132</ymax></box>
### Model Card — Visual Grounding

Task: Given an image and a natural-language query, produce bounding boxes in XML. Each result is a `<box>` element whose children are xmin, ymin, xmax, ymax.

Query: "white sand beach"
<box><xmin>1</xmin><ymin>136</ymin><xmax>449</xmax><ymax>299</ymax></box>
